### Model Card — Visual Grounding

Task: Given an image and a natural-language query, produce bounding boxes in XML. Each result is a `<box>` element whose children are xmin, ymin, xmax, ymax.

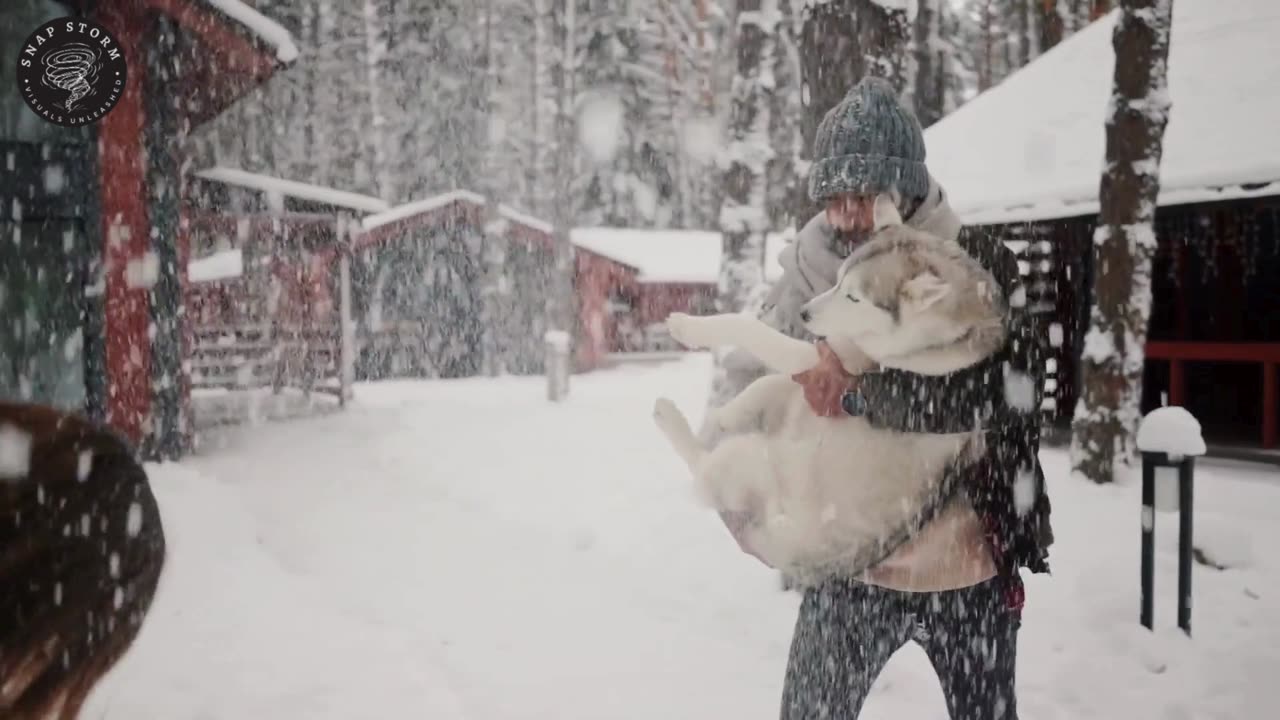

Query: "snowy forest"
<box><xmin>201</xmin><ymin>0</ymin><xmax>1115</xmax><ymax>231</ymax></box>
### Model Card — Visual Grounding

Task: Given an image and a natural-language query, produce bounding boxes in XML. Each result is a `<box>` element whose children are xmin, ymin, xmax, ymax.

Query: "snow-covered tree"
<box><xmin>479</xmin><ymin>0</ymin><xmax>511</xmax><ymax>378</ymax></box>
<box><xmin>766</xmin><ymin>0</ymin><xmax>804</xmax><ymax>226</ymax></box>
<box><xmin>1070</xmin><ymin>0</ymin><xmax>1173</xmax><ymax>484</ymax></box>
<box><xmin>714</xmin><ymin>0</ymin><xmax>776</xmax><ymax>310</ymax></box>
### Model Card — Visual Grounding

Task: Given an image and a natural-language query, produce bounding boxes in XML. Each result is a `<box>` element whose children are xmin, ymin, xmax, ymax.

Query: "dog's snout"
<box><xmin>799</xmin><ymin>308</ymin><xmax>812</xmax><ymax>323</ymax></box>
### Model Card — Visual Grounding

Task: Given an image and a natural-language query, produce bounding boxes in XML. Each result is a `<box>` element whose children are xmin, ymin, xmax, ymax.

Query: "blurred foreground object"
<box><xmin>0</xmin><ymin>402</ymin><xmax>165</xmax><ymax>719</ymax></box>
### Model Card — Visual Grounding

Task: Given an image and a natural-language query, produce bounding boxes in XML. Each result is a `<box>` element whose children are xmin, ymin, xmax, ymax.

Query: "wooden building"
<box><xmin>0</xmin><ymin>0</ymin><xmax>297</xmax><ymax>458</ymax></box>
<box><xmin>571</xmin><ymin>228</ymin><xmax>789</xmax><ymax>356</ymax></box>
<box><xmin>184</xmin><ymin>167</ymin><xmax>389</xmax><ymax>399</ymax></box>
<box><xmin>924</xmin><ymin>0</ymin><xmax>1279</xmax><ymax>454</ymax></box>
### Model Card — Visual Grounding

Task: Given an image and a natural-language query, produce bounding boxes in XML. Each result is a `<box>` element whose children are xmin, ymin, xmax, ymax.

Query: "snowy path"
<box><xmin>86</xmin><ymin>355</ymin><xmax>1279</xmax><ymax>719</ymax></box>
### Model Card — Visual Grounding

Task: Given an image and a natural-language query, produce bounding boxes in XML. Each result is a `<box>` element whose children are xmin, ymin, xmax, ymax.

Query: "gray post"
<box><xmin>1140</xmin><ymin>454</ymin><xmax>1155</xmax><ymax>630</ymax></box>
<box><xmin>1178</xmin><ymin>458</ymin><xmax>1195</xmax><ymax>635</ymax></box>
<box><xmin>337</xmin><ymin>213</ymin><xmax>355</xmax><ymax>407</ymax></box>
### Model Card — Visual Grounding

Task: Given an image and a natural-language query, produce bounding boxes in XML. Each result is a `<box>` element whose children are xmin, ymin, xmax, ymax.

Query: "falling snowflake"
<box><xmin>1003</xmin><ymin>367</ymin><xmax>1037</xmax><ymax>412</ymax></box>
<box><xmin>126</xmin><ymin>501</ymin><xmax>144</xmax><ymax>537</ymax></box>
<box><xmin>1013</xmin><ymin>471</ymin><xmax>1037</xmax><ymax>517</ymax></box>
<box><xmin>0</xmin><ymin>423</ymin><xmax>33</xmax><ymax>481</ymax></box>
<box><xmin>76</xmin><ymin>451</ymin><xmax>94</xmax><ymax>482</ymax></box>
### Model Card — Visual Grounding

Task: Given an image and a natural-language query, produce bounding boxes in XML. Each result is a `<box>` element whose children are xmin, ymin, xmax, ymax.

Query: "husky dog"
<box><xmin>652</xmin><ymin>196</ymin><xmax>1007</xmax><ymax>582</ymax></box>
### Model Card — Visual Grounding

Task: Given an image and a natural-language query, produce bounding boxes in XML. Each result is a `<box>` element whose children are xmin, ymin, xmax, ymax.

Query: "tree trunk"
<box><xmin>545</xmin><ymin>0</ymin><xmax>576</xmax><ymax>401</ymax></box>
<box><xmin>1070</xmin><ymin>0</ymin><xmax>1173</xmax><ymax>484</ymax></box>
<box><xmin>1038</xmin><ymin>0</ymin><xmax>1067</xmax><ymax>53</ymax></box>
<box><xmin>1014</xmin><ymin>0</ymin><xmax>1032</xmax><ymax>69</ymax></box>
<box><xmin>978</xmin><ymin>0</ymin><xmax>995</xmax><ymax>91</ymax></box>
<box><xmin>910</xmin><ymin>0</ymin><xmax>943</xmax><ymax>128</ymax></box>
<box><xmin>708</xmin><ymin>0</ymin><xmax>781</xmax><ymax>408</ymax></box>
<box><xmin>658</xmin><ymin>0</ymin><xmax>693</xmax><ymax>227</ymax></box>
<box><xmin>480</xmin><ymin>0</ymin><xmax>509</xmax><ymax>378</ymax></box>
<box><xmin>794</xmin><ymin>0</ymin><xmax>908</xmax><ymax>224</ymax></box>
<box><xmin>362</xmin><ymin>0</ymin><xmax>393</xmax><ymax>202</ymax></box>
<box><xmin>530</xmin><ymin>0</ymin><xmax>545</xmax><ymax>216</ymax></box>
<box><xmin>767</xmin><ymin>0</ymin><xmax>803</xmax><ymax>228</ymax></box>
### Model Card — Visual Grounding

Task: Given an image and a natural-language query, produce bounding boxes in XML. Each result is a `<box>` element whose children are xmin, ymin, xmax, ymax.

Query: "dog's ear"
<box><xmin>902</xmin><ymin>271</ymin><xmax>950</xmax><ymax>310</ymax></box>
<box><xmin>872</xmin><ymin>194</ymin><xmax>903</xmax><ymax>231</ymax></box>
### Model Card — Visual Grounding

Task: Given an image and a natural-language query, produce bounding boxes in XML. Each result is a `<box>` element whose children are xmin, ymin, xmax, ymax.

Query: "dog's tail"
<box><xmin>0</xmin><ymin>402</ymin><xmax>166</xmax><ymax>720</ymax></box>
<box><xmin>652</xmin><ymin>398</ymin><xmax>705</xmax><ymax>473</ymax></box>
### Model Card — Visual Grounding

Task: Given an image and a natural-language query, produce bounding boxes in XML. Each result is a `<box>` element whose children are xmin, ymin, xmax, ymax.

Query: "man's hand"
<box><xmin>791</xmin><ymin>340</ymin><xmax>858</xmax><ymax>417</ymax></box>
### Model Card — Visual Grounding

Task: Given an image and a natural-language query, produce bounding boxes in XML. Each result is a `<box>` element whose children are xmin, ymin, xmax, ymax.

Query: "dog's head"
<box><xmin>799</xmin><ymin>195</ymin><xmax>1006</xmax><ymax>364</ymax></box>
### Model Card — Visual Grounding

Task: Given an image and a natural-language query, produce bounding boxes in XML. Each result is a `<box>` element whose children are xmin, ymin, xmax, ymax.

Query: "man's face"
<box><xmin>825</xmin><ymin>193</ymin><xmax>878</xmax><ymax>248</ymax></box>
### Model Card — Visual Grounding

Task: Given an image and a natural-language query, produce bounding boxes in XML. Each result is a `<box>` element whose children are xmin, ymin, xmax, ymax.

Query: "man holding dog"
<box><xmin>712</xmin><ymin>77</ymin><xmax>1054</xmax><ymax>720</ymax></box>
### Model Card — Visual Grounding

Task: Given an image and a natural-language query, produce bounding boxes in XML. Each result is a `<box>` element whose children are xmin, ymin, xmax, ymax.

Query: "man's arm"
<box><xmin>849</xmin><ymin>228</ymin><xmax>1047</xmax><ymax>435</ymax></box>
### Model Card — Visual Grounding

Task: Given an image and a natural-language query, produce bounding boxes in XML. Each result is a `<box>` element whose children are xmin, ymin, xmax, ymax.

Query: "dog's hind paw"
<box><xmin>652</xmin><ymin>397</ymin><xmax>691</xmax><ymax>436</ymax></box>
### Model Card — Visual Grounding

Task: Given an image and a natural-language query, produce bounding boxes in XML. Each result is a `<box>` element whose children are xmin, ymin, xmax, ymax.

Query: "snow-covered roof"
<box><xmin>925</xmin><ymin>0</ymin><xmax>1280</xmax><ymax>225</ymax></box>
<box><xmin>360</xmin><ymin>190</ymin><xmax>487</xmax><ymax>232</ymax></box>
<box><xmin>499</xmin><ymin>204</ymin><xmax>553</xmax><ymax>235</ymax></box>
<box><xmin>202</xmin><ymin>0</ymin><xmax>300</xmax><ymax>63</ymax></box>
<box><xmin>189</xmin><ymin>248</ymin><xmax>243</xmax><ymax>283</ymax></box>
<box><xmin>195</xmin><ymin>168</ymin><xmax>389</xmax><ymax>214</ymax></box>
<box><xmin>570</xmin><ymin>228</ymin><xmax>791</xmax><ymax>285</ymax></box>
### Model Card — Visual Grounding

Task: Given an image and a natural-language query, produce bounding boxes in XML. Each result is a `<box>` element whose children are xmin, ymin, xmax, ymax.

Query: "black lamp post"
<box><xmin>1136</xmin><ymin>406</ymin><xmax>1206</xmax><ymax>637</ymax></box>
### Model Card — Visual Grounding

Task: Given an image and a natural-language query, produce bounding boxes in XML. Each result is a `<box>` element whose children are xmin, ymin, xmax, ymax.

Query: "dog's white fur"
<box><xmin>653</xmin><ymin>196</ymin><xmax>1007</xmax><ymax>580</ymax></box>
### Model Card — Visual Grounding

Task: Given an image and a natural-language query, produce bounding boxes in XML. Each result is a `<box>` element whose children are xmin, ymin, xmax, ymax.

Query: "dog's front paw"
<box><xmin>666</xmin><ymin>312</ymin><xmax>718</xmax><ymax>349</ymax></box>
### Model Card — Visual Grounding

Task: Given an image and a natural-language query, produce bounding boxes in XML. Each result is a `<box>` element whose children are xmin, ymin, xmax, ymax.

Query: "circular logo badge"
<box><xmin>15</xmin><ymin>17</ymin><xmax>128</xmax><ymax>128</ymax></box>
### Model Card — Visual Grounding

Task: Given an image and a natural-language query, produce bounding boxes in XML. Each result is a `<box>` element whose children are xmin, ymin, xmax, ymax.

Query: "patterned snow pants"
<box><xmin>780</xmin><ymin>577</ymin><xmax>1020</xmax><ymax>720</ymax></box>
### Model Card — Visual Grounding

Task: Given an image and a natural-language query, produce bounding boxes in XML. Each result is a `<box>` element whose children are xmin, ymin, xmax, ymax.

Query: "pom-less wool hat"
<box><xmin>807</xmin><ymin>77</ymin><xmax>930</xmax><ymax>203</ymax></box>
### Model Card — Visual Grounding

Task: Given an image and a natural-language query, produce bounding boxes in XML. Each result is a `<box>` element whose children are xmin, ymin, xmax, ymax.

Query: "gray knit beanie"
<box><xmin>807</xmin><ymin>77</ymin><xmax>929</xmax><ymax>203</ymax></box>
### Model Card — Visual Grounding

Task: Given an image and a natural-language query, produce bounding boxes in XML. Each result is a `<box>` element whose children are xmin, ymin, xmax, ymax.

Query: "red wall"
<box><xmin>574</xmin><ymin>249</ymin><xmax>638</xmax><ymax>370</ymax></box>
<box><xmin>572</xmin><ymin>249</ymin><xmax>716</xmax><ymax>362</ymax></box>
<box><xmin>97</xmin><ymin>1</ymin><xmax>151</xmax><ymax>441</ymax></box>
<box><xmin>633</xmin><ymin>283</ymin><xmax>716</xmax><ymax>327</ymax></box>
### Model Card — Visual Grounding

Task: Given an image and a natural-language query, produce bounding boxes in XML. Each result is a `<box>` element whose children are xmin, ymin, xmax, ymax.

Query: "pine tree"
<box><xmin>716</xmin><ymin>0</ymin><xmax>776</xmax><ymax>307</ymax></box>
<box><xmin>766</xmin><ymin>0</ymin><xmax>804</xmax><ymax>227</ymax></box>
<box><xmin>1070</xmin><ymin>0</ymin><xmax>1173</xmax><ymax>484</ymax></box>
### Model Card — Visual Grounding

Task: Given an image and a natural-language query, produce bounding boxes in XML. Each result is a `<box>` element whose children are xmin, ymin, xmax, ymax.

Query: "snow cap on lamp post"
<box><xmin>1138</xmin><ymin>406</ymin><xmax>1206</xmax><ymax>513</ymax></box>
<box><xmin>1137</xmin><ymin>406</ymin><xmax>1207</xmax><ymax>461</ymax></box>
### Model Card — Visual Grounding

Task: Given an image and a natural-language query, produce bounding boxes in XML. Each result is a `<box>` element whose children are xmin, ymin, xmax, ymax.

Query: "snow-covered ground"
<box><xmin>85</xmin><ymin>354</ymin><xmax>1279</xmax><ymax>719</ymax></box>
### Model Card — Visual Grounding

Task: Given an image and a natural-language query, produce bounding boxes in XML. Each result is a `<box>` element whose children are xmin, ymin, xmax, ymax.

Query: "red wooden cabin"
<box><xmin>0</xmin><ymin>0</ymin><xmax>298</xmax><ymax>459</ymax></box>
<box><xmin>183</xmin><ymin>168</ymin><xmax>390</xmax><ymax>397</ymax></box>
<box><xmin>570</xmin><ymin>228</ymin><xmax>789</xmax><ymax>355</ymax></box>
<box><xmin>350</xmin><ymin>192</ymin><xmax>607</xmax><ymax>377</ymax></box>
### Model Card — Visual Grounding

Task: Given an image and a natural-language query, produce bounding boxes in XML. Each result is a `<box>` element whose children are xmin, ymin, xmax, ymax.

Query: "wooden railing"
<box><xmin>190</xmin><ymin>323</ymin><xmax>346</xmax><ymax>401</ymax></box>
<box><xmin>1145</xmin><ymin>341</ymin><xmax>1280</xmax><ymax>449</ymax></box>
